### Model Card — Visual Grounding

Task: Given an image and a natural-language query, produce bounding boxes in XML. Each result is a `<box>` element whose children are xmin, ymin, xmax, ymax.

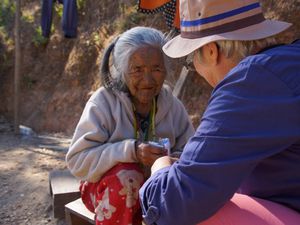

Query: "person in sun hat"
<box><xmin>139</xmin><ymin>0</ymin><xmax>300</xmax><ymax>225</ymax></box>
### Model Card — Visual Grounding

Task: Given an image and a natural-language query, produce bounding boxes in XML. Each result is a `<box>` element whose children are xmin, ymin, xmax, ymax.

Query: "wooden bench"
<box><xmin>49</xmin><ymin>169</ymin><xmax>81</xmax><ymax>218</ymax></box>
<box><xmin>65</xmin><ymin>198</ymin><xmax>95</xmax><ymax>225</ymax></box>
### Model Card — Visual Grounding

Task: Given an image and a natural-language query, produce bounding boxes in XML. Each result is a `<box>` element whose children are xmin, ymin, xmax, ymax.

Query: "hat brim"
<box><xmin>163</xmin><ymin>20</ymin><xmax>292</xmax><ymax>58</ymax></box>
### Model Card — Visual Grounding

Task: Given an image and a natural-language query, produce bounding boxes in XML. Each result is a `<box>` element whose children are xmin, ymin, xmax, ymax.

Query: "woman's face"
<box><xmin>125</xmin><ymin>47</ymin><xmax>166</xmax><ymax>104</ymax></box>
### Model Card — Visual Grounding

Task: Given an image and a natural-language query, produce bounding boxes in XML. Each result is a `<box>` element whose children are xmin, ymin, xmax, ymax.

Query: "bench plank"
<box><xmin>49</xmin><ymin>169</ymin><xmax>81</xmax><ymax>218</ymax></box>
<box><xmin>65</xmin><ymin>198</ymin><xmax>95</xmax><ymax>225</ymax></box>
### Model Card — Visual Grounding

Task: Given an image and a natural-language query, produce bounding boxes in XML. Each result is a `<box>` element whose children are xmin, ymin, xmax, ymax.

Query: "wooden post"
<box><xmin>14</xmin><ymin>0</ymin><xmax>21</xmax><ymax>134</ymax></box>
<box><xmin>172</xmin><ymin>66</ymin><xmax>190</xmax><ymax>98</ymax></box>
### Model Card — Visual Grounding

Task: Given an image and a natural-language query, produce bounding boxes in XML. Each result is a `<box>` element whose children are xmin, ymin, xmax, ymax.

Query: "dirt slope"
<box><xmin>0</xmin><ymin>0</ymin><xmax>299</xmax><ymax>135</ymax></box>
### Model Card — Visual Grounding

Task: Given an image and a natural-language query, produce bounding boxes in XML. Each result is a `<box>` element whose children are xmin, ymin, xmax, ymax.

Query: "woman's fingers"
<box><xmin>136</xmin><ymin>143</ymin><xmax>167</xmax><ymax>166</ymax></box>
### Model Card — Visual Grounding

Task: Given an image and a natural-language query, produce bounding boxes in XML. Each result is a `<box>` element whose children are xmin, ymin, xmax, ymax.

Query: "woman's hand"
<box><xmin>136</xmin><ymin>141</ymin><xmax>167</xmax><ymax>166</ymax></box>
<box><xmin>151</xmin><ymin>156</ymin><xmax>178</xmax><ymax>174</ymax></box>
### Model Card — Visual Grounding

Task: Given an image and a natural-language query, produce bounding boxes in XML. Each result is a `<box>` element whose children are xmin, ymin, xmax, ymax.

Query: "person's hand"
<box><xmin>135</xmin><ymin>141</ymin><xmax>167</xmax><ymax>166</ymax></box>
<box><xmin>151</xmin><ymin>156</ymin><xmax>178</xmax><ymax>174</ymax></box>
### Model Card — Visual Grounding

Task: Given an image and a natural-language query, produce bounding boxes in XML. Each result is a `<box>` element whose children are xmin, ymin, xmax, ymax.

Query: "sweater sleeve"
<box><xmin>66</xmin><ymin>100</ymin><xmax>137</xmax><ymax>182</ymax></box>
<box><xmin>139</xmin><ymin>63</ymin><xmax>300</xmax><ymax>225</ymax></box>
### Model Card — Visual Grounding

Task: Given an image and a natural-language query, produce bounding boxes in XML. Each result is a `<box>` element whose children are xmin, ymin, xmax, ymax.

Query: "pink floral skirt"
<box><xmin>80</xmin><ymin>163</ymin><xmax>145</xmax><ymax>225</ymax></box>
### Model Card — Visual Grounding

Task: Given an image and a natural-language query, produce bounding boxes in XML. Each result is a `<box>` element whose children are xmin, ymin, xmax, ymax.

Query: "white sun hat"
<box><xmin>163</xmin><ymin>0</ymin><xmax>292</xmax><ymax>58</ymax></box>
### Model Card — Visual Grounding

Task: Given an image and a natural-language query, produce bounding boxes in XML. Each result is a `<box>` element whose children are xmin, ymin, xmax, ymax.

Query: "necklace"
<box><xmin>132</xmin><ymin>98</ymin><xmax>156</xmax><ymax>141</ymax></box>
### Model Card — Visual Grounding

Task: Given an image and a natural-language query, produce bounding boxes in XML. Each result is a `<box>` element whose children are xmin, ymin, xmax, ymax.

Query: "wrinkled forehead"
<box><xmin>129</xmin><ymin>47</ymin><xmax>164</xmax><ymax>64</ymax></box>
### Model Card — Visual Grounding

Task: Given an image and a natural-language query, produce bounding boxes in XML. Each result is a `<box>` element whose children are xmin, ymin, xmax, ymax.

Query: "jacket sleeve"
<box><xmin>139</xmin><ymin>63</ymin><xmax>300</xmax><ymax>225</ymax></box>
<box><xmin>171</xmin><ymin>96</ymin><xmax>195</xmax><ymax>152</ymax></box>
<box><xmin>66</xmin><ymin>100</ymin><xmax>137</xmax><ymax>182</ymax></box>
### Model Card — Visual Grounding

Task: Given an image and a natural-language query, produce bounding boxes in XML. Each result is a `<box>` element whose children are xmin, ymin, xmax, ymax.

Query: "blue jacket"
<box><xmin>41</xmin><ymin>0</ymin><xmax>77</xmax><ymax>38</ymax></box>
<box><xmin>139</xmin><ymin>40</ymin><xmax>300</xmax><ymax>225</ymax></box>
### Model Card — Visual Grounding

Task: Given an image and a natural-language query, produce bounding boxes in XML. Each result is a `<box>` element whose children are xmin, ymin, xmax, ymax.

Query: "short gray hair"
<box><xmin>215</xmin><ymin>37</ymin><xmax>278</xmax><ymax>62</ymax></box>
<box><xmin>100</xmin><ymin>26</ymin><xmax>171</xmax><ymax>91</ymax></box>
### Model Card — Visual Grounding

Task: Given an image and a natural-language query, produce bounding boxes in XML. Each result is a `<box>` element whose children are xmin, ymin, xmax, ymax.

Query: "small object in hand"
<box><xmin>159</xmin><ymin>138</ymin><xmax>171</xmax><ymax>155</ymax></box>
<box><xmin>148</xmin><ymin>138</ymin><xmax>171</xmax><ymax>155</ymax></box>
<box><xmin>148</xmin><ymin>141</ymin><xmax>164</xmax><ymax>149</ymax></box>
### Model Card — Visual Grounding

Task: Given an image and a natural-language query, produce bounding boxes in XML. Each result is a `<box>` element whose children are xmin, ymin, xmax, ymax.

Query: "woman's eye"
<box><xmin>130</xmin><ymin>67</ymin><xmax>142</xmax><ymax>73</ymax></box>
<box><xmin>152</xmin><ymin>67</ymin><xmax>164</xmax><ymax>72</ymax></box>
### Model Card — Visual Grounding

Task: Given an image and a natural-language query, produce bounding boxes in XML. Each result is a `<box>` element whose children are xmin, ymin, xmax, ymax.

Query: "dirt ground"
<box><xmin>0</xmin><ymin>117</ymin><xmax>72</xmax><ymax>225</ymax></box>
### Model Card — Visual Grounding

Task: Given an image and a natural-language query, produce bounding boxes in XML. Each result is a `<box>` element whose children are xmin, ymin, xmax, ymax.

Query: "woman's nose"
<box><xmin>142</xmin><ymin>69</ymin><xmax>155</xmax><ymax>83</ymax></box>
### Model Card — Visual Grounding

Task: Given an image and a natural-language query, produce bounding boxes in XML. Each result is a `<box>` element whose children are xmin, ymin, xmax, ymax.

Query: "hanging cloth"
<box><xmin>41</xmin><ymin>0</ymin><xmax>78</xmax><ymax>38</ymax></box>
<box><xmin>137</xmin><ymin>0</ymin><xmax>180</xmax><ymax>30</ymax></box>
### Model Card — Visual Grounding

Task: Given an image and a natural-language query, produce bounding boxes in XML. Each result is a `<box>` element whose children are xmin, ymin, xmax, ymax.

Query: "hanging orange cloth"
<box><xmin>137</xmin><ymin>0</ymin><xmax>180</xmax><ymax>30</ymax></box>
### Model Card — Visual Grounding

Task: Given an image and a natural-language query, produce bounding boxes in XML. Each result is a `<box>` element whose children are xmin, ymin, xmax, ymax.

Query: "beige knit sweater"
<box><xmin>66</xmin><ymin>85</ymin><xmax>194</xmax><ymax>182</ymax></box>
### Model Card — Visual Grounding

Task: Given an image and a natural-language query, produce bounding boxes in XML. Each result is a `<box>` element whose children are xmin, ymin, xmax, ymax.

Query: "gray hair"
<box><xmin>215</xmin><ymin>37</ymin><xmax>278</xmax><ymax>62</ymax></box>
<box><xmin>100</xmin><ymin>26</ymin><xmax>171</xmax><ymax>91</ymax></box>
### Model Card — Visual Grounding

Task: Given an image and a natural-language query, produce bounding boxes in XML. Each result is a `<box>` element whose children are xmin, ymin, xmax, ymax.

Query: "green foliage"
<box><xmin>22</xmin><ymin>75</ymin><xmax>36</xmax><ymax>89</ymax></box>
<box><xmin>0</xmin><ymin>26</ymin><xmax>7</xmax><ymax>40</ymax></box>
<box><xmin>90</xmin><ymin>31</ymin><xmax>103</xmax><ymax>49</ymax></box>
<box><xmin>0</xmin><ymin>0</ymin><xmax>15</xmax><ymax>27</ymax></box>
<box><xmin>116</xmin><ymin>10</ymin><xmax>147</xmax><ymax>32</ymax></box>
<box><xmin>77</xmin><ymin>0</ymin><xmax>86</xmax><ymax>10</ymax></box>
<box><xmin>0</xmin><ymin>25</ymin><xmax>13</xmax><ymax>47</ymax></box>
<box><xmin>32</xmin><ymin>26</ymin><xmax>49</xmax><ymax>47</ymax></box>
<box><xmin>0</xmin><ymin>0</ymin><xmax>15</xmax><ymax>49</ymax></box>
<box><xmin>54</xmin><ymin>3</ymin><xmax>64</xmax><ymax>18</ymax></box>
<box><xmin>22</xmin><ymin>13</ymin><xmax>34</xmax><ymax>24</ymax></box>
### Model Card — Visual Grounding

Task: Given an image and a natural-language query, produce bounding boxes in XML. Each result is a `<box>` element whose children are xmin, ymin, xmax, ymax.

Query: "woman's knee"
<box><xmin>199</xmin><ymin>194</ymin><xmax>300</xmax><ymax>225</ymax></box>
<box><xmin>80</xmin><ymin>163</ymin><xmax>144</xmax><ymax>212</ymax></box>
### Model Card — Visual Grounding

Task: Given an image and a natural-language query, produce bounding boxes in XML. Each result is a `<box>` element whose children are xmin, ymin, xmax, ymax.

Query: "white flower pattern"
<box><xmin>116</xmin><ymin>169</ymin><xmax>144</xmax><ymax>208</ymax></box>
<box><xmin>95</xmin><ymin>187</ymin><xmax>116</xmax><ymax>221</ymax></box>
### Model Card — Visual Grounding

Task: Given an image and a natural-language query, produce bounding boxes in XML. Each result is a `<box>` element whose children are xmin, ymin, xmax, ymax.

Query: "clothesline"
<box><xmin>40</xmin><ymin>0</ymin><xmax>180</xmax><ymax>39</ymax></box>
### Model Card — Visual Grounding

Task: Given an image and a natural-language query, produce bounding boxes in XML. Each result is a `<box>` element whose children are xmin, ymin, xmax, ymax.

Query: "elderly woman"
<box><xmin>66</xmin><ymin>26</ymin><xmax>194</xmax><ymax>225</ymax></box>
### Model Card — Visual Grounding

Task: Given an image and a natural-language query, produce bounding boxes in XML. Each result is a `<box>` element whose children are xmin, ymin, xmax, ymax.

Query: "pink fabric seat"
<box><xmin>199</xmin><ymin>194</ymin><xmax>300</xmax><ymax>225</ymax></box>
